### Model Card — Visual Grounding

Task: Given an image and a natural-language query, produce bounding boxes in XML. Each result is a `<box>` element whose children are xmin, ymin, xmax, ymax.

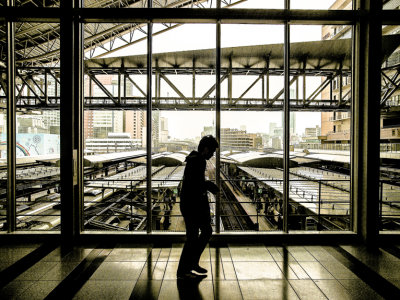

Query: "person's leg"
<box><xmin>191</xmin><ymin>222</ymin><xmax>212</xmax><ymax>270</ymax></box>
<box><xmin>177</xmin><ymin>218</ymin><xmax>199</xmax><ymax>275</ymax></box>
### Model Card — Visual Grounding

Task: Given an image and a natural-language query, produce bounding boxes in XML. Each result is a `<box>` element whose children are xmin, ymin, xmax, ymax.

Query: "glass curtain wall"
<box><xmin>220</xmin><ymin>24</ymin><xmax>284</xmax><ymax>232</ymax></box>
<box><xmin>379</xmin><ymin>15</ymin><xmax>400</xmax><ymax>231</ymax></box>
<box><xmin>151</xmin><ymin>23</ymin><xmax>216</xmax><ymax>232</ymax></box>
<box><xmin>289</xmin><ymin>24</ymin><xmax>352</xmax><ymax>232</ymax></box>
<box><xmin>7</xmin><ymin>0</ymin><xmax>399</xmax><ymax>237</ymax></box>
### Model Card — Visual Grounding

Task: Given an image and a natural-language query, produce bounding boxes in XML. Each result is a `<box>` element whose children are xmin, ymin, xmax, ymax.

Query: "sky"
<box><xmin>102</xmin><ymin>0</ymin><xmax>337</xmax><ymax>140</ymax></box>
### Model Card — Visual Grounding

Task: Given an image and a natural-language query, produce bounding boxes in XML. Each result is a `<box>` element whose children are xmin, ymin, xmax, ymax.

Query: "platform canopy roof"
<box><xmin>86</xmin><ymin>35</ymin><xmax>400</xmax><ymax>72</ymax></box>
<box><xmin>223</xmin><ymin>151</ymin><xmax>298</xmax><ymax>168</ymax></box>
<box><xmin>0</xmin><ymin>0</ymin><xmax>231</xmax><ymax>67</ymax></box>
<box><xmin>152</xmin><ymin>152</ymin><xmax>186</xmax><ymax>166</ymax></box>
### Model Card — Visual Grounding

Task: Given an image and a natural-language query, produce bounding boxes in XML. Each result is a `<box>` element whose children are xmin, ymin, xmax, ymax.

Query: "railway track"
<box><xmin>207</xmin><ymin>160</ymin><xmax>254</xmax><ymax>231</ymax></box>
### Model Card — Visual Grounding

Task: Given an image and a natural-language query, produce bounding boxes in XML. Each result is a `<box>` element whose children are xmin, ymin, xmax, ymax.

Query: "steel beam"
<box><xmin>307</xmin><ymin>76</ymin><xmax>334</xmax><ymax>103</ymax></box>
<box><xmin>192</xmin><ymin>59</ymin><xmax>196</xmax><ymax>102</ymax></box>
<box><xmin>270</xmin><ymin>76</ymin><xmax>298</xmax><ymax>105</ymax></box>
<box><xmin>126</xmin><ymin>74</ymin><xmax>147</xmax><ymax>97</ymax></box>
<box><xmin>197</xmin><ymin>73</ymin><xmax>228</xmax><ymax>104</ymax></box>
<box><xmin>351</xmin><ymin>0</ymin><xmax>381</xmax><ymax>245</ymax></box>
<box><xmin>17</xmin><ymin>74</ymin><xmax>44</xmax><ymax>103</ymax></box>
<box><xmin>88</xmin><ymin>73</ymin><xmax>116</xmax><ymax>103</ymax></box>
<box><xmin>159</xmin><ymin>73</ymin><xmax>190</xmax><ymax>104</ymax></box>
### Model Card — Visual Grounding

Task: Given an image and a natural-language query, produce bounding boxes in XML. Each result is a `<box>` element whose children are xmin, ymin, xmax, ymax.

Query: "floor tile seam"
<box><xmin>287</xmin><ymin>279</ymin><xmax>329</xmax><ymax>300</ymax></box>
<box><xmin>284</xmin><ymin>278</ymin><xmax>310</xmax><ymax>300</ymax></box>
<box><xmin>323</xmin><ymin>245</ymin><xmax>400</xmax><ymax>299</ymax></box>
<box><xmin>134</xmin><ymin>247</ymin><xmax>161</xmax><ymax>281</ymax></box>
<box><xmin>311</xmin><ymin>278</ymin><xmax>345</xmax><ymax>300</ymax></box>
<box><xmin>209</xmin><ymin>248</ymin><xmax>229</xmax><ymax>281</ymax></box>
<box><xmin>35</xmin><ymin>260</ymin><xmax>66</xmax><ymax>281</ymax></box>
<box><xmin>301</xmin><ymin>259</ymin><xmax>339</xmax><ymax>280</ymax></box>
<box><xmin>144</xmin><ymin>245</ymin><xmax>164</xmax><ymax>281</ymax></box>
<box><xmin>43</xmin><ymin>243</ymin><xmax>115</xmax><ymax>300</ymax></box>
<box><xmin>0</xmin><ymin>243</ymin><xmax>58</xmax><ymax>288</ymax></box>
<box><xmin>295</xmin><ymin>260</ymin><xmax>334</xmax><ymax>281</ymax></box>
<box><xmin>226</xmin><ymin>246</ymin><xmax>239</xmax><ymax>281</ymax></box>
<box><xmin>275</xmin><ymin>259</ymin><xmax>302</xmax><ymax>280</ymax></box>
<box><xmin>129</xmin><ymin>271</ymin><xmax>161</xmax><ymax>300</ymax></box>
<box><xmin>0</xmin><ymin>279</ymin><xmax>37</xmax><ymax>298</ymax></box>
<box><xmin>227</xmin><ymin>246</ymin><xmax>242</xmax><ymax>283</ymax></box>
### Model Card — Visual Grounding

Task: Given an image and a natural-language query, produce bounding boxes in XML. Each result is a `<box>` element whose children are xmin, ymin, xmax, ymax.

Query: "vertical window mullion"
<box><xmin>6</xmin><ymin>0</ymin><xmax>16</xmax><ymax>233</ymax></box>
<box><xmin>146</xmin><ymin>1</ymin><xmax>153</xmax><ymax>234</ymax></box>
<box><xmin>283</xmin><ymin>0</ymin><xmax>290</xmax><ymax>233</ymax></box>
<box><xmin>216</xmin><ymin>18</ymin><xmax>221</xmax><ymax>234</ymax></box>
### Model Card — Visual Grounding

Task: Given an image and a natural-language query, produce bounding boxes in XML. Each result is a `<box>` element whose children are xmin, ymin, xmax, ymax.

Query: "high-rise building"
<box><xmin>42</xmin><ymin>111</ymin><xmax>60</xmax><ymax>134</ymax></box>
<box><xmin>125</xmin><ymin>110</ymin><xmax>146</xmax><ymax>140</ymax></box>
<box><xmin>320</xmin><ymin>0</ymin><xmax>400</xmax><ymax>146</ymax></box>
<box><xmin>160</xmin><ymin>116</ymin><xmax>169</xmax><ymax>143</ymax></box>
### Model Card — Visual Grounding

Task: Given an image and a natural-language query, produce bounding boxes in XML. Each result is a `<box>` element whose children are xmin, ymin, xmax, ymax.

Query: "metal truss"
<box><xmin>0</xmin><ymin>65</ymin><xmax>353</xmax><ymax>111</ymax></box>
<box><xmin>0</xmin><ymin>0</ymin><xmax>244</xmax><ymax>67</ymax></box>
<box><xmin>381</xmin><ymin>66</ymin><xmax>400</xmax><ymax>107</ymax></box>
<box><xmin>2</xmin><ymin>64</ymin><xmax>399</xmax><ymax>112</ymax></box>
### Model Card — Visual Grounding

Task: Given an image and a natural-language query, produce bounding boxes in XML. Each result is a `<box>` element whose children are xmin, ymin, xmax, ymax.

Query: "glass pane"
<box><xmin>84</xmin><ymin>20</ymin><xmax>150</xmax><ymax>231</ymax></box>
<box><xmin>380</xmin><ymin>23</ymin><xmax>400</xmax><ymax>231</ymax></box>
<box><xmin>152</xmin><ymin>23</ymin><xmax>216</xmax><ymax>232</ymax></box>
<box><xmin>14</xmin><ymin>0</ymin><xmax>59</xmax><ymax>7</ymax></box>
<box><xmin>9</xmin><ymin>21</ymin><xmax>61</xmax><ymax>231</ymax></box>
<box><xmin>383</xmin><ymin>0</ymin><xmax>400</xmax><ymax>10</ymax></box>
<box><xmin>220</xmin><ymin>24</ymin><xmax>284</xmax><ymax>232</ymax></box>
<box><xmin>289</xmin><ymin>24</ymin><xmax>352</xmax><ymax>231</ymax></box>
<box><xmin>83</xmin><ymin>70</ymin><xmax>148</xmax><ymax>231</ymax></box>
<box><xmin>291</xmin><ymin>0</ymin><xmax>352</xmax><ymax>10</ymax></box>
<box><xmin>85</xmin><ymin>0</ymin><xmax>146</xmax><ymax>8</ymax></box>
<box><xmin>0</xmin><ymin>20</ymin><xmax>6</xmax><ymax>231</ymax></box>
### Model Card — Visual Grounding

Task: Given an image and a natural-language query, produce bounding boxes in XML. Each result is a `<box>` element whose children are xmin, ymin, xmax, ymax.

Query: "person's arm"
<box><xmin>205</xmin><ymin>180</ymin><xmax>219</xmax><ymax>195</ymax></box>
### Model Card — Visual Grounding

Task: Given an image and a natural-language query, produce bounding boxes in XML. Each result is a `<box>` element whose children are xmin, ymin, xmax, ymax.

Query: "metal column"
<box><xmin>60</xmin><ymin>0</ymin><xmax>84</xmax><ymax>241</ymax></box>
<box><xmin>283</xmin><ymin>0</ymin><xmax>290</xmax><ymax>233</ymax></box>
<box><xmin>215</xmin><ymin>0</ymin><xmax>221</xmax><ymax>234</ymax></box>
<box><xmin>351</xmin><ymin>0</ymin><xmax>381</xmax><ymax>245</ymax></box>
<box><xmin>6</xmin><ymin>0</ymin><xmax>16</xmax><ymax>233</ymax></box>
<box><xmin>146</xmin><ymin>0</ymin><xmax>153</xmax><ymax>233</ymax></box>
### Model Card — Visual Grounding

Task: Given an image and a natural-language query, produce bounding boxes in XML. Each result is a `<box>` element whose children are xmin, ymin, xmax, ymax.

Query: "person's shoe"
<box><xmin>192</xmin><ymin>265</ymin><xmax>208</xmax><ymax>274</ymax></box>
<box><xmin>177</xmin><ymin>271</ymin><xmax>207</xmax><ymax>280</ymax></box>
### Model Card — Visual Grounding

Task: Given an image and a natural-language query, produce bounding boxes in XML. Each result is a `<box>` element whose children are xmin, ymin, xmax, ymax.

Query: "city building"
<box><xmin>220</xmin><ymin>128</ymin><xmax>262</xmax><ymax>151</ymax></box>
<box><xmin>125</xmin><ymin>110</ymin><xmax>146</xmax><ymax>140</ymax></box>
<box><xmin>320</xmin><ymin>0</ymin><xmax>400</xmax><ymax>146</ymax></box>
<box><xmin>85</xmin><ymin>132</ymin><xmax>140</xmax><ymax>154</ymax></box>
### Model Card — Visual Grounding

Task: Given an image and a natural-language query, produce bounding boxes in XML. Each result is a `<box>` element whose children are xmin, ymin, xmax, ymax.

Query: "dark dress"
<box><xmin>177</xmin><ymin>150</ymin><xmax>217</xmax><ymax>275</ymax></box>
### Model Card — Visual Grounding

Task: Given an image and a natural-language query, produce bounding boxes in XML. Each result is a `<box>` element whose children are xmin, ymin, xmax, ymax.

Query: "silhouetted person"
<box><xmin>177</xmin><ymin>135</ymin><xmax>219</xmax><ymax>280</ymax></box>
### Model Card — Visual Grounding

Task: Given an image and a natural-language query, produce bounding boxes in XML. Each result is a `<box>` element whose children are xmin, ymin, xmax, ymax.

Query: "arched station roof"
<box><xmin>222</xmin><ymin>151</ymin><xmax>298</xmax><ymax>168</ymax></box>
<box><xmin>83</xmin><ymin>150</ymin><xmax>146</xmax><ymax>168</ymax></box>
<box><xmin>152</xmin><ymin>152</ymin><xmax>186</xmax><ymax>166</ymax></box>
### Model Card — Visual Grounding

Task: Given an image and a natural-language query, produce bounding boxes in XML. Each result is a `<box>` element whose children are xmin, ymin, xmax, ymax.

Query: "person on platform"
<box><xmin>177</xmin><ymin>135</ymin><xmax>219</xmax><ymax>280</ymax></box>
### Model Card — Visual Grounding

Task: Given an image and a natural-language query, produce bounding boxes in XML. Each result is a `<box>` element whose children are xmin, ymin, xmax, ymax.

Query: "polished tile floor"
<box><xmin>1</xmin><ymin>242</ymin><xmax>400</xmax><ymax>299</ymax></box>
